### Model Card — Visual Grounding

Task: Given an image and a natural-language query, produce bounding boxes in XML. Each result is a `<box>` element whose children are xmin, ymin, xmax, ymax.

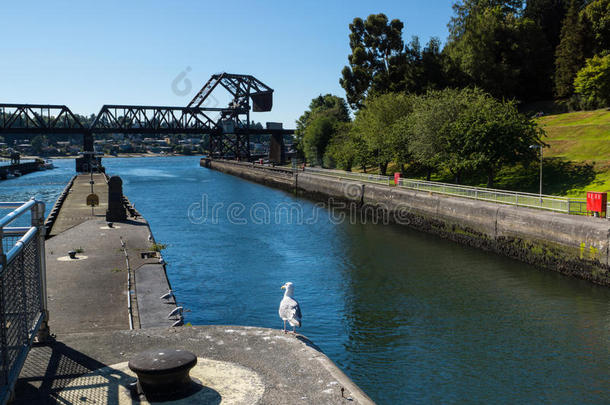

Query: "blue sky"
<box><xmin>0</xmin><ymin>1</ymin><xmax>455</xmax><ymax>126</ymax></box>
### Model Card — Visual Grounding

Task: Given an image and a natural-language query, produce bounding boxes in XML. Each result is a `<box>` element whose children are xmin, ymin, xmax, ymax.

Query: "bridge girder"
<box><xmin>0</xmin><ymin>73</ymin><xmax>291</xmax><ymax>162</ymax></box>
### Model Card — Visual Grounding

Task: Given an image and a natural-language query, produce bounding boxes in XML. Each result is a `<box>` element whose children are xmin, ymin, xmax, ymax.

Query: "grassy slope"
<box><xmin>536</xmin><ymin>109</ymin><xmax>610</xmax><ymax>197</ymax></box>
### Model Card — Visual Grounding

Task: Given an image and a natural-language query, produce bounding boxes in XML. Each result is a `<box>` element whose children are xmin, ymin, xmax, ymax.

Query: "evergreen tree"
<box><xmin>524</xmin><ymin>0</ymin><xmax>568</xmax><ymax>50</ymax></box>
<box><xmin>445</xmin><ymin>2</ymin><xmax>548</xmax><ymax>101</ymax></box>
<box><xmin>554</xmin><ymin>0</ymin><xmax>588</xmax><ymax>98</ymax></box>
<box><xmin>340</xmin><ymin>14</ymin><xmax>406</xmax><ymax>109</ymax></box>
<box><xmin>524</xmin><ymin>0</ymin><xmax>568</xmax><ymax>98</ymax></box>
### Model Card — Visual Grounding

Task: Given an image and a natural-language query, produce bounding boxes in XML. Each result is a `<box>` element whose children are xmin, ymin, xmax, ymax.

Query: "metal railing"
<box><xmin>304</xmin><ymin>166</ymin><xmax>392</xmax><ymax>186</ymax></box>
<box><xmin>0</xmin><ymin>199</ymin><xmax>47</xmax><ymax>405</ymax></box>
<box><xmin>303</xmin><ymin>167</ymin><xmax>592</xmax><ymax>215</ymax></box>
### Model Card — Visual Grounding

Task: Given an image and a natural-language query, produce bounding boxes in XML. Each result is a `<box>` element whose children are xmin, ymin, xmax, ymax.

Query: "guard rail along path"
<box><xmin>0</xmin><ymin>199</ymin><xmax>48</xmax><ymax>405</ymax></box>
<box><xmin>303</xmin><ymin>167</ymin><xmax>592</xmax><ymax>216</ymax></box>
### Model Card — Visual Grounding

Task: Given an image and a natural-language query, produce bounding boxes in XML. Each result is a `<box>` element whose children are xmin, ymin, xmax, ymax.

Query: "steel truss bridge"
<box><xmin>0</xmin><ymin>73</ymin><xmax>294</xmax><ymax>169</ymax></box>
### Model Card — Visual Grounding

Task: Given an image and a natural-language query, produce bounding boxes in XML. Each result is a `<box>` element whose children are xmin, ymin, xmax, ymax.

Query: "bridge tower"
<box><xmin>188</xmin><ymin>73</ymin><xmax>273</xmax><ymax>160</ymax></box>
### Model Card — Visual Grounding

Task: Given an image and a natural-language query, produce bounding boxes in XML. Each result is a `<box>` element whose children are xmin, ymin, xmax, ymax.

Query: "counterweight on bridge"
<box><xmin>187</xmin><ymin>73</ymin><xmax>274</xmax><ymax>112</ymax></box>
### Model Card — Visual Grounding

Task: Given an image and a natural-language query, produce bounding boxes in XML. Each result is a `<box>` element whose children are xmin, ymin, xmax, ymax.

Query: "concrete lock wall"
<box><xmin>203</xmin><ymin>159</ymin><xmax>610</xmax><ymax>286</ymax></box>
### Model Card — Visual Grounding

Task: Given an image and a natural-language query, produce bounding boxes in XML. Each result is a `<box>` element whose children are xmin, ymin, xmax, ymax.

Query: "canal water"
<box><xmin>1</xmin><ymin>156</ymin><xmax>609</xmax><ymax>404</ymax></box>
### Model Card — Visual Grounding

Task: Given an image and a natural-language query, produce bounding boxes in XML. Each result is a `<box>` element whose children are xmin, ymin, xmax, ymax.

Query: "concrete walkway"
<box><xmin>49</xmin><ymin>173</ymin><xmax>108</xmax><ymax>236</ymax></box>
<box><xmin>45</xmin><ymin>217</ymin><xmax>177</xmax><ymax>334</ymax></box>
<box><xmin>15</xmin><ymin>326</ymin><xmax>373</xmax><ymax>404</ymax></box>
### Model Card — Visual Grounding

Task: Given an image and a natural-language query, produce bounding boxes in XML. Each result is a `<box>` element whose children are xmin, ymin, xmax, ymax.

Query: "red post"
<box><xmin>394</xmin><ymin>172</ymin><xmax>401</xmax><ymax>186</ymax></box>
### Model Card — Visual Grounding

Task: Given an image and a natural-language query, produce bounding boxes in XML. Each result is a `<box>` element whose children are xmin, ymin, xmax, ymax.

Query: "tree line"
<box><xmin>296</xmin><ymin>1</ymin><xmax>610</xmax><ymax>185</ymax></box>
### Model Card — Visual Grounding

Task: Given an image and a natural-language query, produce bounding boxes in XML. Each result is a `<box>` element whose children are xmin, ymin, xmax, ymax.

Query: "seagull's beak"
<box><xmin>281</xmin><ymin>285</ymin><xmax>286</xmax><ymax>290</ymax></box>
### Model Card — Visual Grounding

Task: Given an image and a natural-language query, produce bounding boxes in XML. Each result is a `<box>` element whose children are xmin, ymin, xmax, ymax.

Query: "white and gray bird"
<box><xmin>278</xmin><ymin>282</ymin><xmax>302</xmax><ymax>334</ymax></box>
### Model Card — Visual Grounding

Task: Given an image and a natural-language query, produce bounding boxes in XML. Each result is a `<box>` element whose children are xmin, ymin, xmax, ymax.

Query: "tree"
<box><xmin>574</xmin><ymin>53</ymin><xmax>610</xmax><ymax>108</ymax></box>
<box><xmin>340</xmin><ymin>14</ymin><xmax>406</xmax><ymax>109</ymax></box>
<box><xmin>445</xmin><ymin>2</ymin><xmax>549</xmax><ymax>101</ymax></box>
<box><xmin>525</xmin><ymin>0</ymin><xmax>568</xmax><ymax>51</ymax></box>
<box><xmin>302</xmin><ymin>116</ymin><xmax>336</xmax><ymax>165</ymax></box>
<box><xmin>555</xmin><ymin>0</ymin><xmax>589</xmax><ymax>98</ymax></box>
<box><xmin>350</xmin><ymin>93</ymin><xmax>414</xmax><ymax>175</ymax></box>
<box><xmin>406</xmin><ymin>89</ymin><xmax>471</xmax><ymax>181</ymax></box>
<box><xmin>524</xmin><ymin>0</ymin><xmax>569</xmax><ymax>98</ymax></box>
<box><xmin>406</xmin><ymin>88</ymin><xmax>542</xmax><ymax>186</ymax></box>
<box><xmin>455</xmin><ymin>89</ymin><xmax>543</xmax><ymax>186</ymax></box>
<box><xmin>583</xmin><ymin>0</ymin><xmax>610</xmax><ymax>54</ymax></box>
<box><xmin>295</xmin><ymin>94</ymin><xmax>350</xmax><ymax>161</ymax></box>
<box><xmin>325</xmin><ymin>122</ymin><xmax>356</xmax><ymax>170</ymax></box>
<box><xmin>404</xmin><ymin>37</ymin><xmax>448</xmax><ymax>94</ymax></box>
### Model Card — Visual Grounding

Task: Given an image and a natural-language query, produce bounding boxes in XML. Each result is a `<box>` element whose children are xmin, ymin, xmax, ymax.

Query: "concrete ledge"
<box><xmin>135</xmin><ymin>263</ymin><xmax>178</xmax><ymax>328</ymax></box>
<box><xmin>15</xmin><ymin>325</ymin><xmax>374</xmax><ymax>404</ymax></box>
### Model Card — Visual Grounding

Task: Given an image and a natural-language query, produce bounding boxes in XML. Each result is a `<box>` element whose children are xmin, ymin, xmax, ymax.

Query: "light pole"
<box><xmin>530</xmin><ymin>145</ymin><xmax>543</xmax><ymax>204</ymax></box>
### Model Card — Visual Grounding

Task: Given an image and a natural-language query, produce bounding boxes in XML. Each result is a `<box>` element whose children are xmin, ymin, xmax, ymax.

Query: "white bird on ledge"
<box><xmin>278</xmin><ymin>282</ymin><xmax>302</xmax><ymax>334</ymax></box>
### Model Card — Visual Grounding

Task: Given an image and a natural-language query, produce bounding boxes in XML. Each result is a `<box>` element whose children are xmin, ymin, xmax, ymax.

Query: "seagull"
<box><xmin>148</xmin><ymin>234</ymin><xmax>153</xmax><ymax>242</ymax></box>
<box><xmin>278</xmin><ymin>282</ymin><xmax>302</xmax><ymax>334</ymax></box>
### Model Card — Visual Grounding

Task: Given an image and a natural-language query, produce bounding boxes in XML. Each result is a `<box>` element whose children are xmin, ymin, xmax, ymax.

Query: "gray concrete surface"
<box><xmin>45</xmin><ymin>216</ymin><xmax>177</xmax><ymax>333</ymax></box>
<box><xmin>15</xmin><ymin>326</ymin><xmax>373</xmax><ymax>404</ymax></box>
<box><xmin>136</xmin><ymin>263</ymin><xmax>179</xmax><ymax>328</ymax></box>
<box><xmin>49</xmin><ymin>173</ymin><xmax>109</xmax><ymax>236</ymax></box>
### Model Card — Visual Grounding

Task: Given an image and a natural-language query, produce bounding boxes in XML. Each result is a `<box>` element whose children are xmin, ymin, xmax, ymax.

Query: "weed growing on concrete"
<box><xmin>151</xmin><ymin>243</ymin><xmax>167</xmax><ymax>252</ymax></box>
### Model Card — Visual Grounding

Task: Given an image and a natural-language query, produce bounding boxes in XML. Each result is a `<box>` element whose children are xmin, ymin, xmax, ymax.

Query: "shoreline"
<box><xmin>31</xmin><ymin>153</ymin><xmax>200</xmax><ymax>160</ymax></box>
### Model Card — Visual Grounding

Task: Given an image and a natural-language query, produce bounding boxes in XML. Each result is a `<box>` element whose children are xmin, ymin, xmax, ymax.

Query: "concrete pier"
<box><xmin>13</xmin><ymin>173</ymin><xmax>373</xmax><ymax>404</ymax></box>
<box><xmin>0</xmin><ymin>160</ymin><xmax>43</xmax><ymax>180</ymax></box>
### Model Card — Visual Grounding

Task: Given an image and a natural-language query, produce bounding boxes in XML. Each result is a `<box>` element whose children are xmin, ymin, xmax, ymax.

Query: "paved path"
<box><xmin>49</xmin><ymin>173</ymin><xmax>108</xmax><ymax>236</ymax></box>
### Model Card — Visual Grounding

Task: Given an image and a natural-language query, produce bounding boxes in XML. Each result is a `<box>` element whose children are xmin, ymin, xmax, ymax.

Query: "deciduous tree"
<box><xmin>350</xmin><ymin>93</ymin><xmax>414</xmax><ymax>175</ymax></box>
<box><xmin>574</xmin><ymin>53</ymin><xmax>610</xmax><ymax>108</ymax></box>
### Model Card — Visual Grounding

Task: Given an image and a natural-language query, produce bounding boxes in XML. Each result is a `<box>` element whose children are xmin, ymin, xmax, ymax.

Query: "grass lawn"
<box><xmin>536</xmin><ymin>108</ymin><xmax>610</xmax><ymax>197</ymax></box>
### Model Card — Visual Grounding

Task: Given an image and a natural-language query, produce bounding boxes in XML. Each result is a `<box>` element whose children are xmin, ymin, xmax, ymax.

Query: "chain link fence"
<box><xmin>0</xmin><ymin>200</ymin><xmax>47</xmax><ymax>404</ymax></box>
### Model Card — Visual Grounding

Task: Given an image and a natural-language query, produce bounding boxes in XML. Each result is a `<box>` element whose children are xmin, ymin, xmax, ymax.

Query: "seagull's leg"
<box><xmin>283</xmin><ymin>320</ymin><xmax>287</xmax><ymax>334</ymax></box>
<box><xmin>292</xmin><ymin>325</ymin><xmax>296</xmax><ymax>334</ymax></box>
